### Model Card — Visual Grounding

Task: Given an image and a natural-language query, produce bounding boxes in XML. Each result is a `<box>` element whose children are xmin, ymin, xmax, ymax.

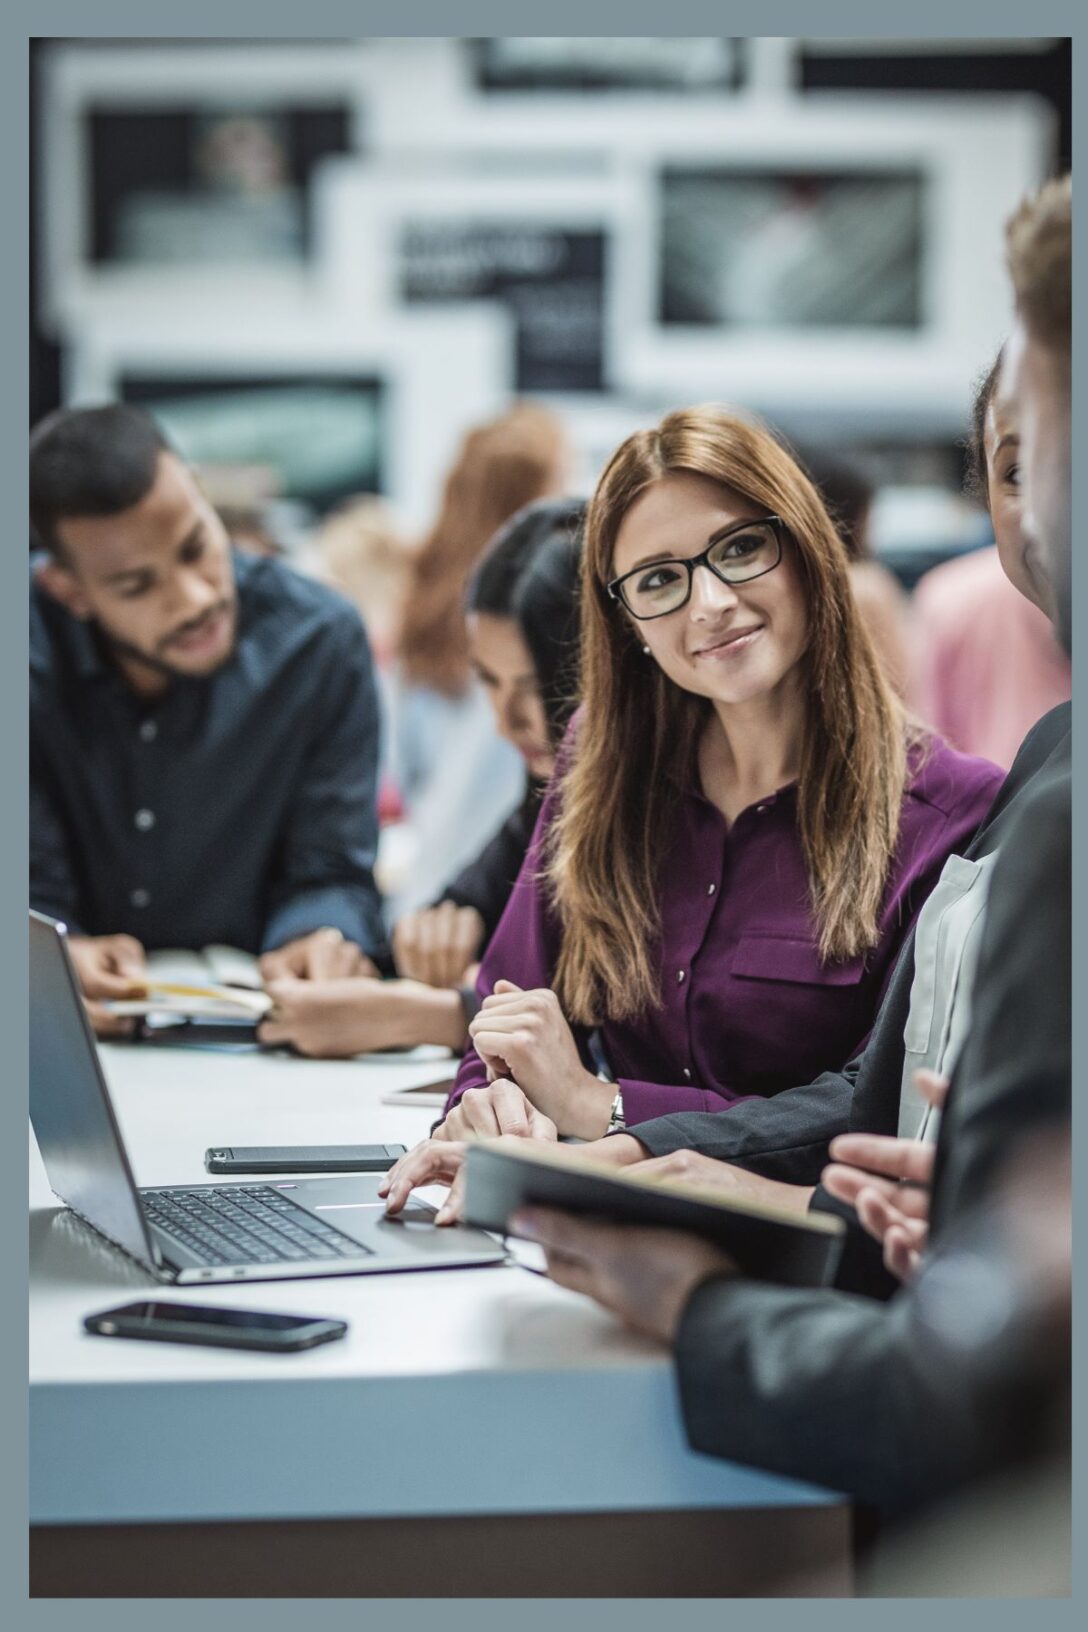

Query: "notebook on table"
<box><xmin>463</xmin><ymin>1140</ymin><xmax>845</xmax><ymax>1288</ymax></box>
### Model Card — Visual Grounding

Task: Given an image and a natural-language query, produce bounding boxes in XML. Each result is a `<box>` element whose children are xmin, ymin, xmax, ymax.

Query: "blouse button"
<box><xmin>677</xmin><ymin>969</ymin><xmax>686</xmax><ymax>984</ymax></box>
<box><xmin>683</xmin><ymin>1068</ymin><xmax>692</xmax><ymax>1080</ymax></box>
<box><xmin>707</xmin><ymin>882</ymin><xmax>716</xmax><ymax>895</ymax></box>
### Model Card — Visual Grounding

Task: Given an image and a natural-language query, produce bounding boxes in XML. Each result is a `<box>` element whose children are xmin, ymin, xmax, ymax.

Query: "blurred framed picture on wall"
<box><xmin>38</xmin><ymin>42</ymin><xmax>376</xmax><ymax>330</ymax></box>
<box><xmin>314</xmin><ymin>162</ymin><xmax>640</xmax><ymax>396</ymax></box>
<box><xmin>659</xmin><ymin>167</ymin><xmax>925</xmax><ymax>331</ymax></box>
<box><xmin>609</xmin><ymin>99</ymin><xmax>1051</xmax><ymax>431</ymax></box>
<box><xmin>66</xmin><ymin>304</ymin><xmax>511</xmax><ymax>533</ymax></box>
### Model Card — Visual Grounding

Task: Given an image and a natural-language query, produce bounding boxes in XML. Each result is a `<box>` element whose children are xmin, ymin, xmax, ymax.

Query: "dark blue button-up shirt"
<box><xmin>30</xmin><ymin>550</ymin><xmax>385</xmax><ymax>957</ymax></box>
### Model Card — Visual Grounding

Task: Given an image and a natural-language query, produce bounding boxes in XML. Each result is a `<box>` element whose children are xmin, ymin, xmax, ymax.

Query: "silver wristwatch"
<box><xmin>606</xmin><ymin>1087</ymin><xmax>626</xmax><ymax>1134</ymax></box>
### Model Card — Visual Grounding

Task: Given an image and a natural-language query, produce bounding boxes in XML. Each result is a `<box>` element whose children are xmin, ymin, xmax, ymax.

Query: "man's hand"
<box><xmin>436</xmin><ymin>1079</ymin><xmax>559</xmax><ymax>1146</ymax></box>
<box><xmin>67</xmin><ymin>933</ymin><xmax>147</xmax><ymax>1037</ymax></box>
<box><xmin>468</xmin><ymin>981</ymin><xmax>612</xmax><ymax>1137</ymax></box>
<box><xmin>821</xmin><ymin>1069</ymin><xmax>948</xmax><ymax>1283</ymax></box>
<box><xmin>258</xmin><ymin>976</ymin><xmax>387</xmax><ymax>1058</ymax></box>
<box><xmin>260</xmin><ymin>928</ymin><xmax>375</xmax><ymax>983</ymax></box>
<box><xmin>510</xmin><ymin>1208</ymin><xmax>735</xmax><ymax>1343</ymax></box>
<box><xmin>392</xmin><ymin>903</ymin><xmax>485</xmax><ymax>988</ymax></box>
<box><xmin>635</xmin><ymin>1149</ymin><xmax>815</xmax><ymax>1214</ymax></box>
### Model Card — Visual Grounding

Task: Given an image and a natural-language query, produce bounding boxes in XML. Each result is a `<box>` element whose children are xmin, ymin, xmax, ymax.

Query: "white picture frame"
<box><xmin>64</xmin><ymin>302</ymin><xmax>513</xmax><ymax>532</ymax></box>
<box><xmin>38</xmin><ymin>41</ymin><xmax>382</xmax><ymax>333</ymax></box>
<box><xmin>605</xmin><ymin>96</ymin><xmax>1053</xmax><ymax>428</ymax></box>
<box><xmin>313</xmin><ymin>158</ymin><xmax>643</xmax><ymax>396</ymax></box>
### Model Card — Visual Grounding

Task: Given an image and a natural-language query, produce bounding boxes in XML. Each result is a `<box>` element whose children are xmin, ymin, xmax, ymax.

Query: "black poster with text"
<box><xmin>400</xmin><ymin>223</ymin><xmax>607</xmax><ymax>393</ymax></box>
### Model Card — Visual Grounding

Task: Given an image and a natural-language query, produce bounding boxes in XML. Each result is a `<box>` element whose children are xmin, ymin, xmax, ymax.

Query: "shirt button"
<box><xmin>683</xmin><ymin>1068</ymin><xmax>692</xmax><ymax>1080</ymax></box>
<box><xmin>130</xmin><ymin>888</ymin><xmax>151</xmax><ymax>909</ymax></box>
<box><xmin>677</xmin><ymin>969</ymin><xmax>686</xmax><ymax>984</ymax></box>
<box><xmin>707</xmin><ymin>882</ymin><xmax>716</xmax><ymax>895</ymax></box>
<box><xmin>134</xmin><ymin>808</ymin><xmax>156</xmax><ymax>832</ymax></box>
<box><xmin>139</xmin><ymin>719</ymin><xmax>158</xmax><ymax>743</ymax></box>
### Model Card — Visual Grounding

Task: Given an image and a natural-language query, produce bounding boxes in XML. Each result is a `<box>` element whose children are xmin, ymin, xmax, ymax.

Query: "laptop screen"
<box><xmin>29</xmin><ymin>912</ymin><xmax>159</xmax><ymax>1268</ymax></box>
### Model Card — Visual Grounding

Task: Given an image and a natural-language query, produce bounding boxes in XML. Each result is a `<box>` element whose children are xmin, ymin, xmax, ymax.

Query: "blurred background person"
<box><xmin>307</xmin><ymin>495</ymin><xmax>417</xmax><ymax>826</ymax></box>
<box><xmin>383</xmin><ymin>402</ymin><xmax>572</xmax><ymax>918</ymax></box>
<box><xmin>910</xmin><ymin>350</ymin><xmax>1071</xmax><ymax>769</ymax></box>
<box><xmin>311</xmin><ymin>494</ymin><xmax>414</xmax><ymax>673</ymax></box>
<box><xmin>798</xmin><ymin>444</ymin><xmax>912</xmax><ymax>695</ymax></box>
<box><xmin>259</xmin><ymin>497</ymin><xmax>584</xmax><ymax>1058</ymax></box>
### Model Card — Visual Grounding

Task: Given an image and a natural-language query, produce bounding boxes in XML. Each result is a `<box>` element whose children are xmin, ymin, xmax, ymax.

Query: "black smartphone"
<box><xmin>204</xmin><ymin>1143</ymin><xmax>407</xmax><ymax>1175</ymax></box>
<box><xmin>83</xmin><ymin>1300</ymin><xmax>348</xmax><ymax>1353</ymax></box>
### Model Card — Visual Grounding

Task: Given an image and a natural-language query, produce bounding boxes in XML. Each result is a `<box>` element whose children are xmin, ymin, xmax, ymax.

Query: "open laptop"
<box><xmin>29</xmin><ymin>911</ymin><xmax>506</xmax><ymax>1284</ymax></box>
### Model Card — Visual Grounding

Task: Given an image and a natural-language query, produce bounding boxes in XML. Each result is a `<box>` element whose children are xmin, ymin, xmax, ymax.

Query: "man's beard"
<box><xmin>96</xmin><ymin>598</ymin><xmax>237</xmax><ymax>683</ymax></box>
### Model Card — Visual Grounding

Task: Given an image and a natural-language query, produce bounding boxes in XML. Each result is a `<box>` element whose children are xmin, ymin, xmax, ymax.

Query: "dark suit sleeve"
<box><xmin>262</xmin><ymin>608</ymin><xmax>386</xmax><ymax>959</ymax></box>
<box><xmin>630</xmin><ymin>1061</ymin><xmax>860</xmax><ymax>1181</ymax></box>
<box><xmin>675</xmin><ymin>1268</ymin><xmax>983</xmax><ymax>1513</ymax></box>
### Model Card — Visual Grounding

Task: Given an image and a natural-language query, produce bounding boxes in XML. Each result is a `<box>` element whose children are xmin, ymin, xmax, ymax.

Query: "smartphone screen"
<box><xmin>84</xmin><ymin>1300</ymin><xmax>347</xmax><ymax>1350</ymax></box>
<box><xmin>106</xmin><ymin>1302</ymin><xmax>317</xmax><ymax>1331</ymax></box>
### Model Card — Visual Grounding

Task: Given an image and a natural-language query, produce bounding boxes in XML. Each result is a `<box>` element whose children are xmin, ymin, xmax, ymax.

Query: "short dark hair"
<box><xmin>965</xmin><ymin>347</ymin><xmax>1005</xmax><ymax>510</ymax></box>
<box><xmin>468</xmin><ymin>497</ymin><xmax>585</xmax><ymax>747</ymax></box>
<box><xmin>29</xmin><ymin>404</ymin><xmax>171</xmax><ymax>557</ymax></box>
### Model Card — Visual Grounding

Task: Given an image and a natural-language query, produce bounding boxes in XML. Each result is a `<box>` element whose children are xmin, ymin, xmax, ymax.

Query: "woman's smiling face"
<box><xmin>610</xmin><ymin>471</ymin><xmax>810</xmax><ymax>709</ymax></box>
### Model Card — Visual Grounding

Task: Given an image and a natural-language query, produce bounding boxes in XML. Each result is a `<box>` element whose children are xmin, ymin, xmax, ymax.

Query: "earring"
<box><xmin>642</xmin><ymin>644</ymin><xmax>651</xmax><ymax>655</ymax></box>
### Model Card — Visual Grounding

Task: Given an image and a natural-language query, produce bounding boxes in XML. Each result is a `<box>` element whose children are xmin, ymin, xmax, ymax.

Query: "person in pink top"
<box><xmin>911</xmin><ymin>351</ymin><xmax>1071</xmax><ymax>770</ymax></box>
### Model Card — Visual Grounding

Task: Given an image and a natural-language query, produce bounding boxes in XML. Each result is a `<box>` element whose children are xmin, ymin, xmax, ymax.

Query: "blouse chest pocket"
<box><xmin>730</xmin><ymin>933</ymin><xmax>866</xmax><ymax>987</ymax></box>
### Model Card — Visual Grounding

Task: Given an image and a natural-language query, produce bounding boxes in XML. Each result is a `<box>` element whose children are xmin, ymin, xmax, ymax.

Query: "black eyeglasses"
<box><xmin>607</xmin><ymin>515</ymin><xmax>785</xmax><ymax>621</ymax></box>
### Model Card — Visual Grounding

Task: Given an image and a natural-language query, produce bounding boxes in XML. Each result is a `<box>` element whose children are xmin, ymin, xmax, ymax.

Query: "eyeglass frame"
<box><xmin>606</xmin><ymin>514</ymin><xmax>786</xmax><ymax>621</ymax></box>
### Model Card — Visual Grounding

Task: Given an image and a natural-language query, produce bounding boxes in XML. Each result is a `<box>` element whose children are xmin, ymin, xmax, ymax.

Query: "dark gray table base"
<box><xmin>32</xmin><ymin>1505</ymin><xmax>853</xmax><ymax>1597</ymax></box>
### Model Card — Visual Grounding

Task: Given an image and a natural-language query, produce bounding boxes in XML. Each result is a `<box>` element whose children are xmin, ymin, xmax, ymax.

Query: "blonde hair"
<box><xmin>1006</xmin><ymin>173</ymin><xmax>1071</xmax><ymax>353</ymax></box>
<box><xmin>398</xmin><ymin>403</ymin><xmax>569</xmax><ymax>695</ymax></box>
<box><xmin>548</xmin><ymin>405</ymin><xmax>917</xmax><ymax>1025</ymax></box>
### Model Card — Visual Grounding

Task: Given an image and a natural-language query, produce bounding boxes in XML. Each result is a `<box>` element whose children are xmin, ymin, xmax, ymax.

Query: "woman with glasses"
<box><xmin>409</xmin><ymin>406</ymin><xmax>1003</xmax><ymax>1149</ymax></box>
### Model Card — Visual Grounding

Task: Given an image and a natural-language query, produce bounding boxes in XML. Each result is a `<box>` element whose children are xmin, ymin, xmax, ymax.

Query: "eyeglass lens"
<box><xmin>620</xmin><ymin>521</ymin><xmax>780</xmax><ymax>618</ymax></box>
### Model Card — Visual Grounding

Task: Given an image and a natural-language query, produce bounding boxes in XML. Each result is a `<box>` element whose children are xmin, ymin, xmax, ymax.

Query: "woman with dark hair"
<box><xmin>393</xmin><ymin>499</ymin><xmax>584</xmax><ymax>988</ymax></box>
<box><xmin>386</xmin><ymin>404</ymin><xmax>571</xmax><ymax>916</ymax></box>
<box><xmin>384</xmin><ymin>404</ymin><xmax>1003</xmax><ymax>1158</ymax></box>
<box><xmin>259</xmin><ymin>499</ymin><xmax>585</xmax><ymax>1058</ymax></box>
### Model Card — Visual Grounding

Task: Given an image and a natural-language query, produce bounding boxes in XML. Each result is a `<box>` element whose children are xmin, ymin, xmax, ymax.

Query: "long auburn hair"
<box><xmin>398</xmin><ymin>403</ymin><xmax>569</xmax><ymax>696</ymax></box>
<box><xmin>547</xmin><ymin>405</ymin><xmax>916</xmax><ymax>1026</ymax></box>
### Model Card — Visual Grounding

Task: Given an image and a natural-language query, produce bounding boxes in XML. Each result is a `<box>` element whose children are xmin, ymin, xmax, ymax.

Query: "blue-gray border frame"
<box><xmin>6</xmin><ymin>4</ymin><xmax>1080</xmax><ymax>1628</ymax></box>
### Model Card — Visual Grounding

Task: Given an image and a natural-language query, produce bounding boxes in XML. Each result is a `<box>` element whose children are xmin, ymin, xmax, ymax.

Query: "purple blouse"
<box><xmin>445</xmin><ymin>741</ymin><xmax>1004</xmax><ymax>1127</ymax></box>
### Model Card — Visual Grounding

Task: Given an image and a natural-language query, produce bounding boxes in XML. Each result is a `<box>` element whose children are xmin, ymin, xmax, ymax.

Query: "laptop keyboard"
<box><xmin>142</xmin><ymin>1185</ymin><xmax>373</xmax><ymax>1267</ymax></box>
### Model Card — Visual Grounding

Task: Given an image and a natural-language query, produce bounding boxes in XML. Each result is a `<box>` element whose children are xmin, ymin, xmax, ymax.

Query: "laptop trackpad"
<box><xmin>274</xmin><ymin>1176</ymin><xmax>443</xmax><ymax>1244</ymax></box>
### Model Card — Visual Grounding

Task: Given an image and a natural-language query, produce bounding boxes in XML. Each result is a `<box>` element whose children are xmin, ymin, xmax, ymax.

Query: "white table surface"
<box><xmin>30</xmin><ymin>1040</ymin><xmax>837</xmax><ymax>1525</ymax></box>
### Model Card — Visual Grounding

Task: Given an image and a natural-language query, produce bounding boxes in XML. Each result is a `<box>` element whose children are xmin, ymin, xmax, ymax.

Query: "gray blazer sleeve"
<box><xmin>675</xmin><ymin>1268</ymin><xmax>986</xmax><ymax>1514</ymax></box>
